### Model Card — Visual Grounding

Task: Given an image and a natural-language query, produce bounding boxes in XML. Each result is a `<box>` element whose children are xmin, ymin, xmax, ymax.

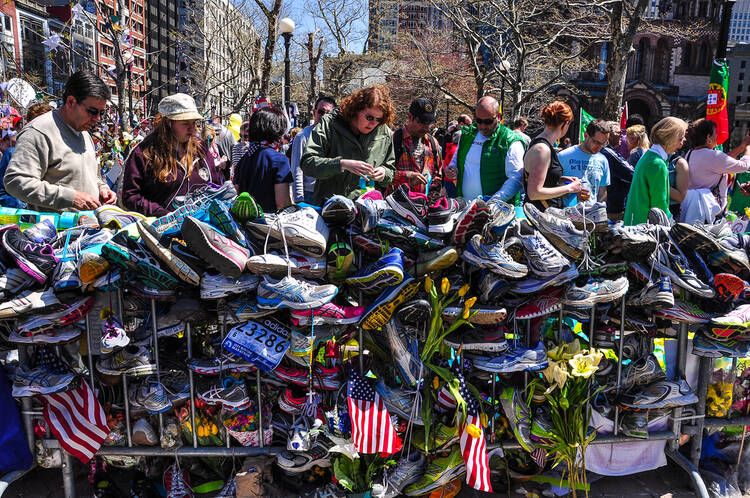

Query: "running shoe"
<box><xmin>181</xmin><ymin>216</ymin><xmax>251</xmax><ymax>278</ymax></box>
<box><xmin>0</xmin><ymin>288</ymin><xmax>63</xmax><ymax>319</ymax></box>
<box><xmin>714</xmin><ymin>273</ymin><xmax>745</xmax><ymax>301</ymax></box>
<box><xmin>499</xmin><ymin>387</ymin><xmax>534</xmax><ymax>452</ymax></box>
<box><xmin>246</xmin><ymin>207</ymin><xmax>329</xmax><ymax>258</ymax></box>
<box><xmin>655</xmin><ymin>299</ymin><xmax>714</xmax><ymax>324</ymax></box>
<box><xmin>375</xmin><ymin>380</ymin><xmax>424</xmax><ymax>424</ymax></box>
<box><xmin>52</xmin><ymin>259</ymin><xmax>82</xmax><ymax>292</ymax></box>
<box><xmin>478</xmin><ymin>271</ymin><xmax>512</xmax><ymax>303</ymax></box>
<box><xmin>599</xmin><ymin>223</ymin><xmax>658</xmax><ymax>260</ymax></box>
<box><xmin>510</xmin><ymin>264</ymin><xmax>579</xmax><ymax>295</ymax></box>
<box><xmin>472</xmin><ymin>341</ymin><xmax>548</xmax><ymax>373</ymax></box>
<box><xmin>199</xmin><ymin>272</ymin><xmax>258</xmax><ymax>299</ymax></box>
<box><xmin>355</xmin><ymin>197</ymin><xmax>389</xmax><ymax>233</ymax></box>
<box><xmin>78</xmin><ymin>251</ymin><xmax>109</xmax><ymax>284</ymax></box>
<box><xmin>230</xmin><ymin>192</ymin><xmax>263</xmax><ymax>222</ymax></box>
<box><xmin>485</xmin><ymin>196</ymin><xmax>516</xmax><ymax>238</ymax></box>
<box><xmin>273</xmin><ymin>364</ymin><xmax>341</xmax><ymax>390</ymax></box>
<box><xmin>345</xmin><ymin>247</ymin><xmax>405</xmax><ymax>294</ymax></box>
<box><xmin>415</xmin><ymin>246</ymin><xmax>458</xmax><ymax>275</ymax></box>
<box><xmin>290</xmin><ymin>302</ymin><xmax>364</xmax><ymax>326</ymax></box>
<box><xmin>709</xmin><ymin>304</ymin><xmax>750</xmax><ymax>340</ymax></box>
<box><xmin>452</xmin><ymin>198</ymin><xmax>490</xmax><ymax>245</ymax></box>
<box><xmin>188</xmin><ymin>353</ymin><xmax>255</xmax><ymax>375</ymax></box>
<box><xmin>617</xmin><ymin>354</ymin><xmax>666</xmax><ymax>392</ymax></box>
<box><xmin>132</xmin><ymin>377</ymin><xmax>172</xmax><ymax>414</ymax></box>
<box><xmin>276</xmin><ymin>440</ymin><xmax>332</xmax><ymax>473</ymax></box>
<box><xmin>530</xmin><ymin>406</ymin><xmax>556</xmax><ymax>445</ymax></box>
<box><xmin>670</xmin><ymin>222</ymin><xmax>730</xmax><ymax>255</ymax></box>
<box><xmin>516</xmin><ymin>219</ymin><xmax>570</xmax><ymax>277</ymax></box>
<box><xmin>385</xmin><ymin>318</ymin><xmax>424</xmax><ymax>386</ymax></box>
<box><xmin>23</xmin><ymin>219</ymin><xmax>57</xmax><ymax>243</ymax></box>
<box><xmin>246</xmin><ymin>252</ymin><xmax>325</xmax><ymax>279</ymax></box>
<box><xmin>411</xmin><ymin>422</ymin><xmax>459</xmax><ymax>453</ymax></box>
<box><xmin>136</xmin><ymin>220</ymin><xmax>201</xmax><ymax>286</ymax></box>
<box><xmin>169</xmin><ymin>238</ymin><xmax>209</xmax><ymax>274</ymax></box>
<box><xmin>12</xmin><ymin>364</ymin><xmax>75</xmax><ymax>397</ymax></box>
<box><xmin>0</xmin><ymin>267</ymin><xmax>34</xmax><ymax>301</ymax></box>
<box><xmin>208</xmin><ymin>199</ymin><xmax>249</xmax><ymax>248</ymax></box>
<box><xmin>382</xmin><ymin>451</ymin><xmax>427</xmax><ymax>498</ymax></box>
<box><xmin>96</xmin><ymin>345</ymin><xmax>157</xmax><ymax>376</ymax></box>
<box><xmin>562</xmin><ymin>276</ymin><xmax>629</xmax><ymax>306</ymax></box>
<box><xmin>95</xmin><ymin>205</ymin><xmax>146</xmax><ymax>229</ymax></box>
<box><xmin>443</xmin><ymin>325</ymin><xmax>508</xmax><ymax>352</ymax></box>
<box><xmin>8</xmin><ymin>326</ymin><xmax>81</xmax><ymax>345</ymax></box>
<box><xmin>627</xmin><ymin>277</ymin><xmax>674</xmax><ymax>310</ymax></box>
<box><xmin>257</xmin><ymin>275</ymin><xmax>337</xmax><ymax>309</ymax></box>
<box><xmin>462</xmin><ymin>233</ymin><xmax>528</xmax><ymax>279</ymax></box>
<box><xmin>3</xmin><ymin>227</ymin><xmax>58</xmax><ymax>284</ymax></box>
<box><xmin>199</xmin><ymin>381</ymin><xmax>251</xmax><ymax>410</ymax></box>
<box><xmin>618</xmin><ymin>379</ymin><xmax>698</xmax><ymax>411</ymax></box>
<box><xmin>546</xmin><ymin>201</ymin><xmax>608</xmax><ymax>232</ymax></box>
<box><xmin>386</xmin><ymin>184</ymin><xmax>428</xmax><ymax>230</ymax></box>
<box><xmin>649</xmin><ymin>241</ymin><xmax>714</xmax><ymax>298</ymax></box>
<box><xmin>376</xmin><ymin>218</ymin><xmax>445</xmax><ymax>251</ymax></box>
<box><xmin>322</xmin><ymin>195</ymin><xmax>357</xmax><ymax>226</ymax></box>
<box><xmin>427</xmin><ymin>197</ymin><xmax>463</xmax><ymax>234</ymax></box>
<box><xmin>692</xmin><ymin>329</ymin><xmax>750</xmax><ymax>357</ymax></box>
<box><xmin>217</xmin><ymin>296</ymin><xmax>275</xmax><ymax>324</ymax></box>
<box><xmin>403</xmin><ymin>446</ymin><xmax>465</xmax><ymax>496</ymax></box>
<box><xmin>327</xmin><ymin>239</ymin><xmax>355</xmax><ymax>280</ymax></box>
<box><xmin>396</xmin><ymin>299</ymin><xmax>432</xmax><ymax>325</ymax></box>
<box><xmin>100</xmin><ymin>313</ymin><xmax>129</xmax><ymax>354</ymax></box>
<box><xmin>442</xmin><ymin>304</ymin><xmax>507</xmax><ymax>325</ymax></box>
<box><xmin>620</xmin><ymin>412</ymin><xmax>649</xmax><ymax>439</ymax></box>
<box><xmin>516</xmin><ymin>287</ymin><xmax>563</xmax><ymax>319</ymax></box>
<box><xmin>360</xmin><ymin>276</ymin><xmax>420</xmax><ymax>330</ymax></box>
<box><xmin>647</xmin><ymin>206</ymin><xmax>671</xmax><ymax>226</ymax></box>
<box><xmin>278</xmin><ymin>388</ymin><xmax>306</xmax><ymax>414</ymax></box>
<box><xmin>523</xmin><ymin>203</ymin><xmax>585</xmax><ymax>259</ymax></box>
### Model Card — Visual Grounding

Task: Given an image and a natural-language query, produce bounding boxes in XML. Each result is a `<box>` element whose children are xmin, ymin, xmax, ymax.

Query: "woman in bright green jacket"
<box><xmin>301</xmin><ymin>85</ymin><xmax>396</xmax><ymax>205</ymax></box>
<box><xmin>623</xmin><ymin>117</ymin><xmax>687</xmax><ymax>225</ymax></box>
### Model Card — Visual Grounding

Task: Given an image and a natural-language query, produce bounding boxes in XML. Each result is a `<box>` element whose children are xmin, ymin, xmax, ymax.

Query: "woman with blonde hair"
<box><xmin>301</xmin><ymin>84</ymin><xmax>396</xmax><ymax>204</ymax></box>
<box><xmin>121</xmin><ymin>93</ymin><xmax>221</xmax><ymax>216</ymax></box>
<box><xmin>626</xmin><ymin>124</ymin><xmax>650</xmax><ymax>167</ymax></box>
<box><xmin>624</xmin><ymin>116</ymin><xmax>688</xmax><ymax>225</ymax></box>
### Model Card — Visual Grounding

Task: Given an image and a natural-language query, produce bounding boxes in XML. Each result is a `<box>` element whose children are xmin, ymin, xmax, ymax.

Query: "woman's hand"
<box><xmin>371</xmin><ymin>166</ymin><xmax>387</xmax><ymax>182</ymax></box>
<box><xmin>561</xmin><ymin>176</ymin><xmax>584</xmax><ymax>194</ymax></box>
<box><xmin>340</xmin><ymin>159</ymin><xmax>373</xmax><ymax>179</ymax></box>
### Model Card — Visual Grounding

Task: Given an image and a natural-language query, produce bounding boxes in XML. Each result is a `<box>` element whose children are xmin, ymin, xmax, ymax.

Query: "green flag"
<box><xmin>579</xmin><ymin>108</ymin><xmax>594</xmax><ymax>143</ymax></box>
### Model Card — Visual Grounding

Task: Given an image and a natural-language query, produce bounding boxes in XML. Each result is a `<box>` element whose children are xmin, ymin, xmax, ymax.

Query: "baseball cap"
<box><xmin>409</xmin><ymin>98</ymin><xmax>436</xmax><ymax>123</ymax></box>
<box><xmin>158</xmin><ymin>93</ymin><xmax>203</xmax><ymax>121</ymax></box>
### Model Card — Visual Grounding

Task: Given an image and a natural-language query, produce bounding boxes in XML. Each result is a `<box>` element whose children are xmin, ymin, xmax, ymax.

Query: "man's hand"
<box><xmin>100</xmin><ymin>187</ymin><xmax>117</xmax><ymax>205</ymax></box>
<box><xmin>407</xmin><ymin>171</ymin><xmax>428</xmax><ymax>185</ymax></box>
<box><xmin>73</xmin><ymin>190</ymin><xmax>102</xmax><ymax>210</ymax></box>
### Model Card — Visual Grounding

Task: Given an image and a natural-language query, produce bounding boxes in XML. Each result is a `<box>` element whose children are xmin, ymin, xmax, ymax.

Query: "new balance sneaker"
<box><xmin>100</xmin><ymin>314</ymin><xmax>129</xmax><ymax>354</ymax></box>
<box><xmin>181</xmin><ymin>215</ymin><xmax>251</xmax><ymax>278</ymax></box>
<box><xmin>404</xmin><ymin>446</ymin><xmax>465</xmax><ymax>496</ymax></box>
<box><xmin>443</xmin><ymin>325</ymin><xmax>508</xmax><ymax>352</ymax></box>
<box><xmin>452</xmin><ymin>198</ymin><xmax>490</xmax><ymax>245</ymax></box>
<box><xmin>523</xmin><ymin>203</ymin><xmax>585</xmax><ymax>259</ymax></box>
<box><xmin>12</xmin><ymin>364</ymin><xmax>75</xmax><ymax>397</ymax></box>
<box><xmin>472</xmin><ymin>341</ymin><xmax>548</xmax><ymax>373</ymax></box>
<box><xmin>322</xmin><ymin>195</ymin><xmax>357</xmax><ymax>226</ymax></box>
<box><xmin>246</xmin><ymin>207</ymin><xmax>329</xmax><ymax>258</ymax></box>
<box><xmin>516</xmin><ymin>287</ymin><xmax>563</xmax><ymax>319</ymax></box>
<box><xmin>199</xmin><ymin>272</ymin><xmax>258</xmax><ymax>300</ymax></box>
<box><xmin>618</xmin><ymin>379</ymin><xmax>698</xmax><ymax>411</ymax></box>
<box><xmin>136</xmin><ymin>220</ymin><xmax>201</xmax><ymax>286</ymax></box>
<box><xmin>627</xmin><ymin>277</ymin><xmax>674</xmax><ymax>310</ymax></box>
<box><xmin>385</xmin><ymin>318</ymin><xmax>424</xmax><ymax>386</ymax></box>
<box><xmin>198</xmin><ymin>382</ymin><xmax>250</xmax><ymax>410</ymax></box>
<box><xmin>462</xmin><ymin>233</ymin><xmax>528</xmax><ymax>279</ymax></box>
<box><xmin>386</xmin><ymin>184</ymin><xmax>428</xmax><ymax>230</ymax></box>
<box><xmin>562</xmin><ymin>277</ymin><xmax>629</xmax><ymax>306</ymax></box>
<box><xmin>375</xmin><ymin>381</ymin><xmax>424</xmax><ymax>424</ymax></box>
<box><xmin>52</xmin><ymin>259</ymin><xmax>82</xmax><ymax>292</ymax></box>
<box><xmin>3</xmin><ymin>227</ymin><xmax>58</xmax><ymax>284</ymax></box>
<box><xmin>415</xmin><ymin>246</ymin><xmax>458</xmax><ymax>275</ymax></box>
<box><xmin>208</xmin><ymin>199</ymin><xmax>249</xmax><ymax>248</ymax></box>
<box><xmin>96</xmin><ymin>345</ymin><xmax>157</xmax><ymax>376</ymax></box>
<box><xmin>427</xmin><ymin>197</ymin><xmax>463</xmax><ymax>234</ymax></box>
<box><xmin>709</xmin><ymin>304</ymin><xmax>750</xmax><ymax>340</ymax></box>
<box><xmin>189</xmin><ymin>353</ymin><xmax>255</xmax><ymax>375</ymax></box>
<box><xmin>290</xmin><ymin>302</ymin><xmax>364</xmax><ymax>326</ymax></box>
<box><xmin>345</xmin><ymin>247</ymin><xmax>405</xmax><ymax>294</ymax></box>
<box><xmin>516</xmin><ymin>219</ymin><xmax>570</xmax><ymax>277</ymax></box>
<box><xmin>360</xmin><ymin>276</ymin><xmax>420</xmax><ymax>330</ymax></box>
<box><xmin>257</xmin><ymin>275</ymin><xmax>337</xmax><ymax>309</ymax></box>
<box><xmin>230</xmin><ymin>192</ymin><xmax>263</xmax><ymax>222</ymax></box>
<box><xmin>649</xmin><ymin>241</ymin><xmax>714</xmax><ymax>298</ymax></box>
<box><xmin>547</xmin><ymin>201</ymin><xmax>608</xmax><ymax>232</ymax></box>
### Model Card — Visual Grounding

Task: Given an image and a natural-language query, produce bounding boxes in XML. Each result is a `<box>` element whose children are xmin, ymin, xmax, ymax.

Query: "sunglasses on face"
<box><xmin>474</xmin><ymin>117</ymin><xmax>496</xmax><ymax>126</ymax></box>
<box><xmin>364</xmin><ymin>114</ymin><xmax>384</xmax><ymax>124</ymax></box>
<box><xmin>84</xmin><ymin>106</ymin><xmax>105</xmax><ymax>117</ymax></box>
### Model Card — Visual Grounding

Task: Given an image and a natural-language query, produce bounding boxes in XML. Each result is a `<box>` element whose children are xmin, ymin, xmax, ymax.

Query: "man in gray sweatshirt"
<box><xmin>4</xmin><ymin>71</ymin><xmax>117</xmax><ymax>212</ymax></box>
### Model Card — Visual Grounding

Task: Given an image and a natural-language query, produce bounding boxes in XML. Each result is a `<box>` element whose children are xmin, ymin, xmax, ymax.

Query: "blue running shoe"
<box><xmin>511</xmin><ymin>264</ymin><xmax>579</xmax><ymax>294</ymax></box>
<box><xmin>355</xmin><ymin>197</ymin><xmax>388</xmax><ymax>233</ymax></box>
<box><xmin>472</xmin><ymin>341</ymin><xmax>548</xmax><ymax>373</ymax></box>
<box><xmin>485</xmin><ymin>196</ymin><xmax>515</xmax><ymax>238</ymax></box>
<box><xmin>322</xmin><ymin>195</ymin><xmax>356</xmax><ymax>226</ymax></box>
<box><xmin>257</xmin><ymin>275</ymin><xmax>338</xmax><ymax>310</ymax></box>
<box><xmin>345</xmin><ymin>247</ymin><xmax>404</xmax><ymax>294</ymax></box>
<box><xmin>692</xmin><ymin>329</ymin><xmax>750</xmax><ymax>358</ymax></box>
<box><xmin>462</xmin><ymin>234</ymin><xmax>528</xmax><ymax>279</ymax></box>
<box><xmin>384</xmin><ymin>318</ymin><xmax>424</xmax><ymax>387</ymax></box>
<box><xmin>150</xmin><ymin>203</ymin><xmax>208</xmax><ymax>238</ymax></box>
<box><xmin>562</xmin><ymin>276</ymin><xmax>629</xmax><ymax>306</ymax></box>
<box><xmin>360</xmin><ymin>275</ymin><xmax>420</xmax><ymax>331</ymax></box>
<box><xmin>208</xmin><ymin>199</ymin><xmax>249</xmax><ymax>249</ymax></box>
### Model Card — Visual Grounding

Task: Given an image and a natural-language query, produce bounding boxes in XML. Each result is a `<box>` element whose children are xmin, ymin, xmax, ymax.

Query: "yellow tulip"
<box><xmin>462</xmin><ymin>307</ymin><xmax>470</xmax><ymax>319</ymax></box>
<box><xmin>480</xmin><ymin>412</ymin><xmax>488</xmax><ymax>428</ymax></box>
<box><xmin>424</xmin><ymin>276</ymin><xmax>433</xmax><ymax>293</ymax></box>
<box><xmin>465</xmin><ymin>297</ymin><xmax>477</xmax><ymax>309</ymax></box>
<box><xmin>466</xmin><ymin>424</ymin><xmax>481</xmax><ymax>438</ymax></box>
<box><xmin>458</xmin><ymin>284</ymin><xmax>470</xmax><ymax>297</ymax></box>
<box><xmin>433</xmin><ymin>376</ymin><xmax>440</xmax><ymax>390</ymax></box>
<box><xmin>441</xmin><ymin>278</ymin><xmax>450</xmax><ymax>294</ymax></box>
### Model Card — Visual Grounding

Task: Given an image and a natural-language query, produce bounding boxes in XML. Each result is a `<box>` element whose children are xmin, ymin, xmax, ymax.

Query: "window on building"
<box><xmin>743</xmin><ymin>60</ymin><xmax>747</xmax><ymax>68</ymax></box>
<box><xmin>739</xmin><ymin>84</ymin><xmax>743</xmax><ymax>92</ymax></box>
<box><xmin>738</xmin><ymin>96</ymin><xmax>742</xmax><ymax>103</ymax></box>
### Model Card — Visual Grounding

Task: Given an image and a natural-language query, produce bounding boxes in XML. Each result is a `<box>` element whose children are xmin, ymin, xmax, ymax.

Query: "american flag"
<box><xmin>455</xmin><ymin>363</ymin><xmax>492</xmax><ymax>492</ymax></box>
<box><xmin>347</xmin><ymin>370</ymin><xmax>402</xmax><ymax>455</ymax></box>
<box><xmin>38</xmin><ymin>379</ymin><xmax>108</xmax><ymax>463</ymax></box>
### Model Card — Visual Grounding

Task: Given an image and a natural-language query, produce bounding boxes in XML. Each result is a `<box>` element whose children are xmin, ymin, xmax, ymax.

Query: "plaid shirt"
<box><xmin>386</xmin><ymin>126</ymin><xmax>442</xmax><ymax>196</ymax></box>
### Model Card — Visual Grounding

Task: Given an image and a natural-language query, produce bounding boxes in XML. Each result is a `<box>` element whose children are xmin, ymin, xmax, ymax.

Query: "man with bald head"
<box><xmin>446</xmin><ymin>96</ymin><xmax>526</xmax><ymax>202</ymax></box>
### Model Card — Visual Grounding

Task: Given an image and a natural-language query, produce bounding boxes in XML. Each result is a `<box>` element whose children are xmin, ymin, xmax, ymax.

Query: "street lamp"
<box><xmin>217</xmin><ymin>84</ymin><xmax>225</xmax><ymax>119</ymax></box>
<box><xmin>280</xmin><ymin>17</ymin><xmax>295</xmax><ymax>109</ymax></box>
<box><xmin>499</xmin><ymin>59</ymin><xmax>511</xmax><ymax>120</ymax></box>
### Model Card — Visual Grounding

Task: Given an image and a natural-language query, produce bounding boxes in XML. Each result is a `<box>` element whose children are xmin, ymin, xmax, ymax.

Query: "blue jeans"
<box><xmin>0</xmin><ymin>194</ymin><xmax>26</xmax><ymax>209</ymax></box>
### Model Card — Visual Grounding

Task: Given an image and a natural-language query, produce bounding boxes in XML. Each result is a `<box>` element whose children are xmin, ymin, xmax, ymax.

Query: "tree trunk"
<box><xmin>307</xmin><ymin>32</ymin><xmax>317</xmax><ymax>118</ymax></box>
<box><xmin>256</xmin><ymin>0</ymin><xmax>283</xmax><ymax>96</ymax></box>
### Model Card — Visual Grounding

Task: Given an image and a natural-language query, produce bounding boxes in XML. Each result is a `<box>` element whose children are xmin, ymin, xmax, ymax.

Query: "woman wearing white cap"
<box><xmin>121</xmin><ymin>93</ymin><xmax>221</xmax><ymax>216</ymax></box>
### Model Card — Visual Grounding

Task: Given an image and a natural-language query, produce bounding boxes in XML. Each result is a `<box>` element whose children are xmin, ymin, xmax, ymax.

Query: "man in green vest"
<box><xmin>445</xmin><ymin>96</ymin><xmax>525</xmax><ymax>203</ymax></box>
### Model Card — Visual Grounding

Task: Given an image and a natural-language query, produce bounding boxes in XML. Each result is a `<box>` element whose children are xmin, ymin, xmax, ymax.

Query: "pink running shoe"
<box><xmin>273</xmin><ymin>364</ymin><xmax>341</xmax><ymax>390</ymax></box>
<box><xmin>291</xmin><ymin>302</ymin><xmax>364</xmax><ymax>326</ymax></box>
<box><xmin>516</xmin><ymin>287</ymin><xmax>563</xmax><ymax>319</ymax></box>
<box><xmin>360</xmin><ymin>190</ymin><xmax>383</xmax><ymax>201</ymax></box>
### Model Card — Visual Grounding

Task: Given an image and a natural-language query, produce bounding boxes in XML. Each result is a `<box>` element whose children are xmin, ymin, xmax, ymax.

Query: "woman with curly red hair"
<box><xmin>301</xmin><ymin>84</ymin><xmax>396</xmax><ymax>205</ymax></box>
<box><xmin>523</xmin><ymin>100</ymin><xmax>586</xmax><ymax>210</ymax></box>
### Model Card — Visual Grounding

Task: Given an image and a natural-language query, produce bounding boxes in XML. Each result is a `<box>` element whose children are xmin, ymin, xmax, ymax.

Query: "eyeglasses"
<box><xmin>474</xmin><ymin>117</ymin><xmax>496</xmax><ymax>126</ymax></box>
<box><xmin>364</xmin><ymin>114</ymin><xmax>384</xmax><ymax>124</ymax></box>
<box><xmin>84</xmin><ymin>106</ymin><xmax>105</xmax><ymax>117</ymax></box>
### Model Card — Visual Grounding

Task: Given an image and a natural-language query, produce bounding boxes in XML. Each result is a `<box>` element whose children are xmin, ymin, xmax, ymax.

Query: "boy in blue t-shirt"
<box><xmin>558</xmin><ymin>119</ymin><xmax>611</xmax><ymax>206</ymax></box>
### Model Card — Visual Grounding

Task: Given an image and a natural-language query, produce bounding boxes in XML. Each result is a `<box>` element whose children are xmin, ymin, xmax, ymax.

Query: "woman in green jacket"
<box><xmin>623</xmin><ymin>116</ymin><xmax>687</xmax><ymax>225</ymax></box>
<box><xmin>301</xmin><ymin>85</ymin><xmax>396</xmax><ymax>205</ymax></box>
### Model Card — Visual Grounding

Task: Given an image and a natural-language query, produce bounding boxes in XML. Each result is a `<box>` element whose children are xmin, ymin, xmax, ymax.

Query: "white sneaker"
<box><xmin>8</xmin><ymin>326</ymin><xmax>81</xmax><ymax>345</ymax></box>
<box><xmin>246</xmin><ymin>252</ymin><xmax>326</xmax><ymax>279</ymax></box>
<box><xmin>247</xmin><ymin>207</ymin><xmax>329</xmax><ymax>258</ymax></box>
<box><xmin>257</xmin><ymin>275</ymin><xmax>338</xmax><ymax>310</ymax></box>
<box><xmin>101</xmin><ymin>314</ymin><xmax>130</xmax><ymax>353</ymax></box>
<box><xmin>0</xmin><ymin>288</ymin><xmax>64</xmax><ymax>319</ymax></box>
<box><xmin>199</xmin><ymin>272</ymin><xmax>259</xmax><ymax>299</ymax></box>
<box><xmin>0</xmin><ymin>267</ymin><xmax>35</xmax><ymax>299</ymax></box>
<box><xmin>516</xmin><ymin>220</ymin><xmax>570</xmax><ymax>277</ymax></box>
<box><xmin>132</xmin><ymin>418</ymin><xmax>158</xmax><ymax>446</ymax></box>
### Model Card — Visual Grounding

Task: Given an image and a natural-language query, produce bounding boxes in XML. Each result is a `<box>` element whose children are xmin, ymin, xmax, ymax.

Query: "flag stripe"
<box><xmin>347</xmin><ymin>371</ymin><xmax>402</xmax><ymax>455</ymax></box>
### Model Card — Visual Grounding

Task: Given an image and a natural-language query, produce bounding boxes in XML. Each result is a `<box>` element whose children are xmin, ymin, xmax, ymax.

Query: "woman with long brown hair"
<box><xmin>121</xmin><ymin>93</ymin><xmax>221</xmax><ymax>216</ymax></box>
<box><xmin>301</xmin><ymin>84</ymin><xmax>396</xmax><ymax>205</ymax></box>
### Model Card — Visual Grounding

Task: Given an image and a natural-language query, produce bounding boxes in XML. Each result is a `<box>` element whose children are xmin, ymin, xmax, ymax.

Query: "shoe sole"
<box><xmin>256</xmin><ymin>289</ymin><xmax>337</xmax><ymax>310</ymax></box>
<box><xmin>188</xmin><ymin>363</ymin><xmax>255</xmax><ymax>375</ymax></box>
<box><xmin>360</xmin><ymin>279</ymin><xmax>420</xmax><ymax>330</ymax></box>
<box><xmin>97</xmin><ymin>363</ymin><xmax>157</xmax><ymax>376</ymax></box>
<box><xmin>277</xmin><ymin>456</ymin><xmax>332</xmax><ymax>473</ymax></box>
<box><xmin>9</xmin><ymin>331</ymin><xmax>80</xmax><ymax>344</ymax></box>
<box><xmin>443</xmin><ymin>306</ymin><xmax>508</xmax><ymax>325</ymax></box>
<box><xmin>290</xmin><ymin>314</ymin><xmax>362</xmax><ymax>326</ymax></box>
<box><xmin>474</xmin><ymin>358</ymin><xmax>548</xmax><ymax>373</ymax></box>
<box><xmin>181</xmin><ymin>217</ymin><xmax>246</xmax><ymax>278</ymax></box>
<box><xmin>404</xmin><ymin>463</ymin><xmax>466</xmax><ymax>496</ymax></box>
<box><xmin>443</xmin><ymin>339</ymin><xmax>508</xmax><ymax>353</ymax></box>
<box><xmin>714</xmin><ymin>273</ymin><xmax>745</xmax><ymax>300</ymax></box>
<box><xmin>198</xmin><ymin>394</ymin><xmax>251</xmax><ymax>410</ymax></box>
<box><xmin>453</xmin><ymin>202</ymin><xmax>490</xmax><ymax>245</ymax></box>
<box><xmin>671</xmin><ymin>223</ymin><xmax>723</xmax><ymax>254</ymax></box>
<box><xmin>200</xmin><ymin>285</ymin><xmax>256</xmax><ymax>299</ymax></box>
<box><xmin>619</xmin><ymin>392</ymin><xmax>698</xmax><ymax>411</ymax></box>
<box><xmin>346</xmin><ymin>265</ymin><xmax>404</xmax><ymax>293</ymax></box>
<box><xmin>427</xmin><ymin>218</ymin><xmax>455</xmax><ymax>233</ymax></box>
<box><xmin>137</xmin><ymin>221</ymin><xmax>201</xmax><ymax>286</ymax></box>
<box><xmin>246</xmin><ymin>222</ymin><xmax>326</xmax><ymax>259</ymax></box>
<box><xmin>516</xmin><ymin>302</ymin><xmax>562</xmax><ymax>320</ymax></box>
<box><xmin>416</xmin><ymin>248</ymin><xmax>458</xmax><ymax>275</ymax></box>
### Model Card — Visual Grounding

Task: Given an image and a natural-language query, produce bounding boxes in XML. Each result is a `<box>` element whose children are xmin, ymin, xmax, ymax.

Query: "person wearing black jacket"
<box><xmin>601</xmin><ymin>121</ymin><xmax>634</xmax><ymax>221</ymax></box>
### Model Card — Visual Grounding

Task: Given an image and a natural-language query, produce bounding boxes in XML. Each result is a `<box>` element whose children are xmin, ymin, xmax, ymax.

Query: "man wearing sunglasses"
<box><xmin>4</xmin><ymin>70</ymin><xmax>117</xmax><ymax>212</ymax></box>
<box><xmin>446</xmin><ymin>95</ymin><xmax>526</xmax><ymax>203</ymax></box>
<box><xmin>558</xmin><ymin>118</ymin><xmax>610</xmax><ymax>206</ymax></box>
<box><xmin>290</xmin><ymin>95</ymin><xmax>336</xmax><ymax>203</ymax></box>
<box><xmin>387</xmin><ymin>98</ymin><xmax>442</xmax><ymax>196</ymax></box>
